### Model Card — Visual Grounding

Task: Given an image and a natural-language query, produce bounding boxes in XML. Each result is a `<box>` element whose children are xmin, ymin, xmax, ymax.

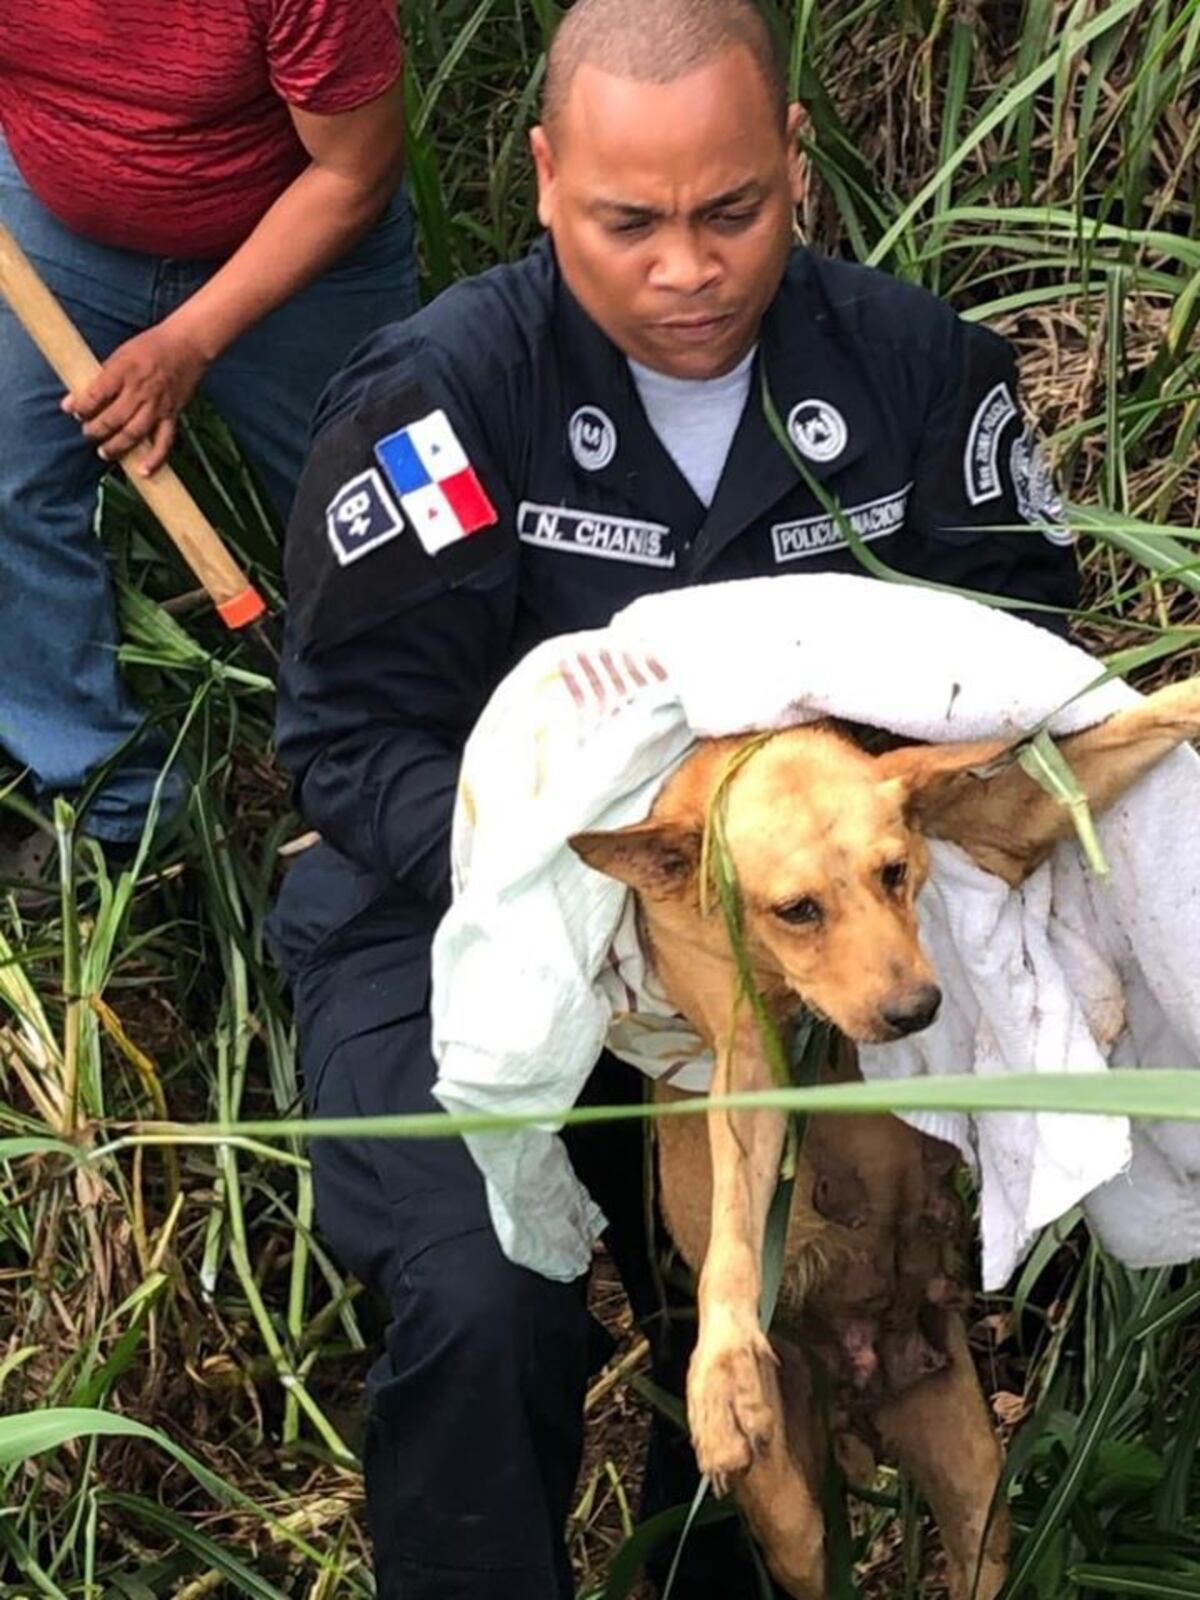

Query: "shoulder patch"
<box><xmin>374</xmin><ymin>409</ymin><xmax>498</xmax><ymax>555</ymax></box>
<box><xmin>963</xmin><ymin>382</ymin><xmax>1018</xmax><ymax>505</ymax></box>
<box><xmin>1011</xmin><ymin>427</ymin><xmax>1072</xmax><ymax>545</ymax></box>
<box><xmin>286</xmin><ymin>374</ymin><xmax>514</xmax><ymax>656</ymax></box>
<box><xmin>325</xmin><ymin>468</ymin><xmax>405</xmax><ymax>566</ymax></box>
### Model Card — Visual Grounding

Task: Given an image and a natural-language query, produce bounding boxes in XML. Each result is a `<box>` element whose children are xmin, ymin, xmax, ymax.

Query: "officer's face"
<box><xmin>531</xmin><ymin>47</ymin><xmax>804</xmax><ymax>380</ymax></box>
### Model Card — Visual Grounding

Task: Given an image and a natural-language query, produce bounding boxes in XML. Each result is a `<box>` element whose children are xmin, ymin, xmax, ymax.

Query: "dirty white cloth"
<box><xmin>429</xmin><ymin>573</ymin><xmax>1200</xmax><ymax>1288</ymax></box>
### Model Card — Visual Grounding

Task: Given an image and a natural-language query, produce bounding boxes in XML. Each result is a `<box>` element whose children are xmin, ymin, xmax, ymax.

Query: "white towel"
<box><xmin>430</xmin><ymin>574</ymin><xmax>1200</xmax><ymax>1287</ymax></box>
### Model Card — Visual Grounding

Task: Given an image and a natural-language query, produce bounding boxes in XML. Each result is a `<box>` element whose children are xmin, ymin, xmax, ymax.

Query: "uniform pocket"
<box><xmin>307</xmin><ymin>1003</ymin><xmax>494</xmax><ymax>1292</ymax></box>
<box><xmin>305</xmin><ymin>960</ymin><xmax>430</xmax><ymax>1109</ymax></box>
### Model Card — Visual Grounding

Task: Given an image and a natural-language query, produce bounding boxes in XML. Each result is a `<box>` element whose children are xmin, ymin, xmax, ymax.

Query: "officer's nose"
<box><xmin>649</xmin><ymin>231</ymin><xmax>719</xmax><ymax>298</ymax></box>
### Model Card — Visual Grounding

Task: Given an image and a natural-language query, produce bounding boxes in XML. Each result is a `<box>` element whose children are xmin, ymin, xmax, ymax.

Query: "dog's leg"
<box><xmin>657</xmin><ymin>1084</ymin><xmax>828</xmax><ymax>1597</ymax></box>
<box><xmin>729</xmin><ymin>1340</ymin><xmax>827</xmax><ymax>1600</ymax></box>
<box><xmin>874</xmin><ymin>1315</ymin><xmax>1008</xmax><ymax>1600</ymax></box>
<box><xmin>687</xmin><ymin>1004</ymin><xmax>789</xmax><ymax>1496</ymax></box>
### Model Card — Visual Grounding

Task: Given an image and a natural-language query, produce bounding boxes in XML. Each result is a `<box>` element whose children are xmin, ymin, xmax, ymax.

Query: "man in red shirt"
<box><xmin>0</xmin><ymin>1</ymin><xmax>416</xmax><ymax>867</ymax></box>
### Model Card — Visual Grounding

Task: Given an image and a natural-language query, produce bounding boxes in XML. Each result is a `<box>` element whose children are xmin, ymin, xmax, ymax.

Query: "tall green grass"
<box><xmin>2</xmin><ymin>2</ymin><xmax>1199</xmax><ymax>1595</ymax></box>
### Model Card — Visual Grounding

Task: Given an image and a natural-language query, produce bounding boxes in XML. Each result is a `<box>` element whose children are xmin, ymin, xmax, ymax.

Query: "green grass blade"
<box><xmin>0</xmin><ymin>1409</ymin><xmax>326</xmax><ymax>1566</ymax></box>
<box><xmin>868</xmin><ymin>0</ymin><xmax>1144</xmax><ymax>269</ymax></box>
<box><xmin>102</xmin><ymin>1493</ymin><xmax>296</xmax><ymax>1600</ymax></box>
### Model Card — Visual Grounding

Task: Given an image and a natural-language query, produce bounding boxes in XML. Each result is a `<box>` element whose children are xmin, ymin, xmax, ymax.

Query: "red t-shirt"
<box><xmin>0</xmin><ymin>1</ymin><xmax>404</xmax><ymax>260</ymax></box>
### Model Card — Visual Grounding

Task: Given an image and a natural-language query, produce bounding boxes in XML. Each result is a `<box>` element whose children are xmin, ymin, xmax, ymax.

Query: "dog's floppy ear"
<box><xmin>875</xmin><ymin>676</ymin><xmax>1200</xmax><ymax>885</ymax></box>
<box><xmin>569</xmin><ymin>821</ymin><xmax>702</xmax><ymax>897</ymax></box>
<box><xmin>874</xmin><ymin>739</ymin><xmax>1007</xmax><ymax>813</ymax></box>
<box><xmin>874</xmin><ymin>738</ymin><xmax>1032</xmax><ymax>883</ymax></box>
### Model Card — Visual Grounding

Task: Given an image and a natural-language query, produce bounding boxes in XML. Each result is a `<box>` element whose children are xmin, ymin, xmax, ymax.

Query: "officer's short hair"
<box><xmin>543</xmin><ymin>0</ymin><xmax>788</xmax><ymax>135</ymax></box>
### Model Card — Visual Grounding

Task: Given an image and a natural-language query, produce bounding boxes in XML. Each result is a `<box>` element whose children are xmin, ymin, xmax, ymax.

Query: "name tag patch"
<box><xmin>326</xmin><ymin>468</ymin><xmax>405</xmax><ymax>567</ymax></box>
<box><xmin>771</xmin><ymin>485</ymin><xmax>910</xmax><ymax>564</ymax></box>
<box><xmin>518</xmin><ymin>502</ymin><xmax>675</xmax><ymax>569</ymax></box>
<box><xmin>964</xmin><ymin>382</ymin><xmax>1018</xmax><ymax>505</ymax></box>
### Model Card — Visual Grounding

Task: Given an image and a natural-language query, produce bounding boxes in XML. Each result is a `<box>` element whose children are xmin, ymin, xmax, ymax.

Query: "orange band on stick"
<box><xmin>217</xmin><ymin>586</ymin><xmax>268</xmax><ymax>630</ymax></box>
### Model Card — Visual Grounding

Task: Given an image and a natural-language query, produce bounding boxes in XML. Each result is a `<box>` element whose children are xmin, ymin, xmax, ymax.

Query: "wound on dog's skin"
<box><xmin>810</xmin><ymin>1151</ymin><xmax>869</xmax><ymax>1228</ymax></box>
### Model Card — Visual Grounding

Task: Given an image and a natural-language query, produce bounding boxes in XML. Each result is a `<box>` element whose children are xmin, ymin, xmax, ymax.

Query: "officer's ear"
<box><xmin>529</xmin><ymin>125</ymin><xmax>557</xmax><ymax>230</ymax></box>
<box><xmin>786</xmin><ymin>104</ymin><xmax>809</xmax><ymax>209</ymax></box>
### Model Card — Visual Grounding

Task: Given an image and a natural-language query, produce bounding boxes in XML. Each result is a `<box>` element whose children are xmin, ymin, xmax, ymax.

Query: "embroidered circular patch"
<box><xmin>569</xmin><ymin>405</ymin><xmax>618</xmax><ymax>471</ymax></box>
<box><xmin>787</xmin><ymin>398</ymin><xmax>848</xmax><ymax>464</ymax></box>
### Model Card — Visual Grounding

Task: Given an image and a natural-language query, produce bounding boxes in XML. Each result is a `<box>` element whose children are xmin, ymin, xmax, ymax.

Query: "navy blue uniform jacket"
<box><xmin>272</xmin><ymin>238</ymin><xmax>1078</xmax><ymax>1070</ymax></box>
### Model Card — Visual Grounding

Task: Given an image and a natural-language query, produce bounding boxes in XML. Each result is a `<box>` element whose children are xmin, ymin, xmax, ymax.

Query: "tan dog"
<box><xmin>571</xmin><ymin>676</ymin><xmax>1200</xmax><ymax>1600</ymax></box>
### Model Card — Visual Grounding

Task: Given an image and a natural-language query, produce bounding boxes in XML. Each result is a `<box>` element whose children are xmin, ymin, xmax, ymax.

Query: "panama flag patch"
<box><xmin>373</xmin><ymin>410</ymin><xmax>498</xmax><ymax>556</ymax></box>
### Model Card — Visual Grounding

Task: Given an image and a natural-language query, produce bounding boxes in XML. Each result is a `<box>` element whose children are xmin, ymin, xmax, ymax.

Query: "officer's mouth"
<box><xmin>655</xmin><ymin>312</ymin><xmax>736</xmax><ymax>345</ymax></box>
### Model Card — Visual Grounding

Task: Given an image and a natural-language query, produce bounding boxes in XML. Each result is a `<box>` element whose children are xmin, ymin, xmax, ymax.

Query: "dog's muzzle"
<box><xmin>880</xmin><ymin>983</ymin><xmax>943</xmax><ymax>1038</ymax></box>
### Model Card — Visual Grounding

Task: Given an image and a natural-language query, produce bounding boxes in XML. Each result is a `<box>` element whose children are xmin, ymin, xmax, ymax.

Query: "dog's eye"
<box><xmin>880</xmin><ymin>861</ymin><xmax>908</xmax><ymax>892</ymax></box>
<box><xmin>775</xmin><ymin>896</ymin><xmax>823</xmax><ymax>927</ymax></box>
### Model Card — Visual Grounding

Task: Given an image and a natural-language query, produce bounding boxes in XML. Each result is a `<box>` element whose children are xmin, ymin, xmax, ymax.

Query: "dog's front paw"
<box><xmin>687</xmin><ymin>1315</ymin><xmax>779</xmax><ymax>1495</ymax></box>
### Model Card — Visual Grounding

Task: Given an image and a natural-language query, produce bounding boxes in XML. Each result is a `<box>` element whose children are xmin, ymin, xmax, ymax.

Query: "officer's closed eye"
<box><xmin>608</xmin><ymin>216</ymin><xmax>655</xmax><ymax>238</ymax></box>
<box><xmin>706</xmin><ymin>206</ymin><xmax>762</xmax><ymax>232</ymax></box>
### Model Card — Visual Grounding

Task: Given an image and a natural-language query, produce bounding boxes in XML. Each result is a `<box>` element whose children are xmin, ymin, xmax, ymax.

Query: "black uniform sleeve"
<box><xmin>276</xmin><ymin>342</ymin><xmax>520</xmax><ymax>906</ymax></box>
<box><xmin>904</xmin><ymin>318</ymin><xmax>1079</xmax><ymax>631</ymax></box>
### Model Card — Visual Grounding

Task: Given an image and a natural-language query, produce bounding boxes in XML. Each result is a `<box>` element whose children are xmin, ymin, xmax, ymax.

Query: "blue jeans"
<box><xmin>0</xmin><ymin>133</ymin><xmax>419</xmax><ymax>841</ymax></box>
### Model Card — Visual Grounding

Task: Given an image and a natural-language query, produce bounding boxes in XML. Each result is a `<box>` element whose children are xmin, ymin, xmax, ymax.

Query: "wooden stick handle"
<box><xmin>0</xmin><ymin>222</ymin><xmax>265</xmax><ymax>629</ymax></box>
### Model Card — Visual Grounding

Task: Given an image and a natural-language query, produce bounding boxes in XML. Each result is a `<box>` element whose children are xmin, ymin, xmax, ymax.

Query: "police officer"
<box><xmin>271</xmin><ymin>2</ymin><xmax>1077</xmax><ymax>1596</ymax></box>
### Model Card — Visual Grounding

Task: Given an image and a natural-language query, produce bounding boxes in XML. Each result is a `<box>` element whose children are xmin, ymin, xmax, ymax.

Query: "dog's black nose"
<box><xmin>881</xmin><ymin>984</ymin><xmax>942</xmax><ymax>1037</ymax></box>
